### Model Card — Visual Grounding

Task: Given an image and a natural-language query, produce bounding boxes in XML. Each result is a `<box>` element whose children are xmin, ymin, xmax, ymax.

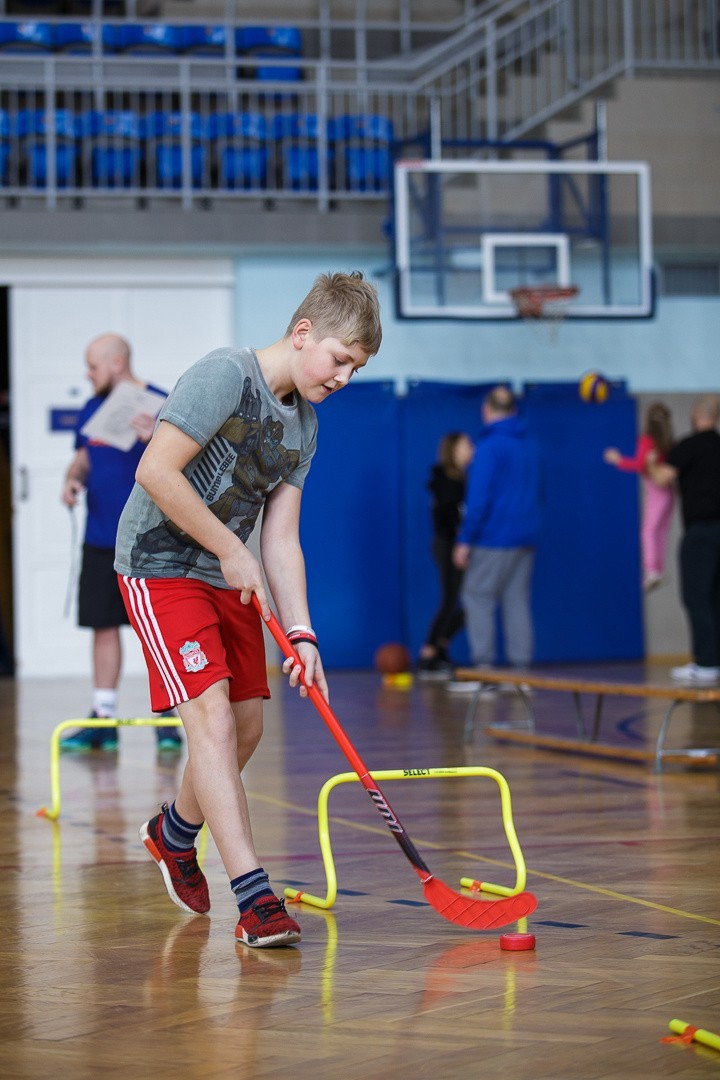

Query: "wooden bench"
<box><xmin>454</xmin><ymin>667</ymin><xmax>720</xmax><ymax>772</ymax></box>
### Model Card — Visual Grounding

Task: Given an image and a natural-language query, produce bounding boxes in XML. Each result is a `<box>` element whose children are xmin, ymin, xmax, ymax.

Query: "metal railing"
<box><xmin>0</xmin><ymin>0</ymin><xmax>717</xmax><ymax>210</ymax></box>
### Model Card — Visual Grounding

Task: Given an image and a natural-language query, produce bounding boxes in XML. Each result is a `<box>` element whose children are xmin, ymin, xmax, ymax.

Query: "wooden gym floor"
<box><xmin>1</xmin><ymin>664</ymin><xmax>719</xmax><ymax>1080</ymax></box>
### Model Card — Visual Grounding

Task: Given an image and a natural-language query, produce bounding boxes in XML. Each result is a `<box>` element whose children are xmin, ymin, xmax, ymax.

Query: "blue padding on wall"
<box><xmin>401</xmin><ymin>380</ymin><xmax>501</xmax><ymax>664</ymax></box>
<box><xmin>524</xmin><ymin>380</ymin><xmax>643</xmax><ymax>661</ymax></box>
<box><xmin>299</xmin><ymin>378</ymin><xmax>642</xmax><ymax>669</ymax></box>
<box><xmin>300</xmin><ymin>381</ymin><xmax>402</xmax><ymax>667</ymax></box>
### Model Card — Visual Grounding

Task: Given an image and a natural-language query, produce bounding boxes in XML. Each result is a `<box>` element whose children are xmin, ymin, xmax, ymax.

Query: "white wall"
<box><xmin>234</xmin><ymin>253</ymin><xmax>720</xmax><ymax>393</ymax></box>
<box><xmin>4</xmin><ymin>257</ymin><xmax>234</xmax><ymax>684</ymax></box>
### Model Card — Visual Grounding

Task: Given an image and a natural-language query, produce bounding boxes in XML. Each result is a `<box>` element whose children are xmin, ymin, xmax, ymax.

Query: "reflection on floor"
<box><xmin>2</xmin><ymin>668</ymin><xmax>719</xmax><ymax>1079</ymax></box>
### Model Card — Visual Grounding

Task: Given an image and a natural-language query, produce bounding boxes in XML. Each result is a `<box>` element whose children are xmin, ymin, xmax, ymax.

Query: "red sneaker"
<box><xmin>235</xmin><ymin>896</ymin><xmax>301</xmax><ymax>948</ymax></box>
<box><xmin>139</xmin><ymin>805</ymin><xmax>210</xmax><ymax>915</ymax></box>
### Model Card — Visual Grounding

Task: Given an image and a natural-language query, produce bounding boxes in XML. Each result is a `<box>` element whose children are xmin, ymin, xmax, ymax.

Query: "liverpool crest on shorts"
<box><xmin>180</xmin><ymin>640</ymin><xmax>208</xmax><ymax>672</ymax></box>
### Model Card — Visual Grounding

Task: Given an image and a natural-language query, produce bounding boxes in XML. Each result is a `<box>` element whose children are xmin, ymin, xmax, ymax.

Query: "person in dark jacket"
<box><xmin>448</xmin><ymin>386</ymin><xmax>542</xmax><ymax>690</ymax></box>
<box><xmin>417</xmin><ymin>431</ymin><xmax>474</xmax><ymax>678</ymax></box>
<box><xmin>647</xmin><ymin>394</ymin><xmax>720</xmax><ymax>684</ymax></box>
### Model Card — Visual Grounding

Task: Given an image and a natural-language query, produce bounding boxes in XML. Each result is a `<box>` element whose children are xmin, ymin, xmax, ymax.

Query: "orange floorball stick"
<box><xmin>255</xmin><ymin>597</ymin><xmax>538</xmax><ymax>931</ymax></box>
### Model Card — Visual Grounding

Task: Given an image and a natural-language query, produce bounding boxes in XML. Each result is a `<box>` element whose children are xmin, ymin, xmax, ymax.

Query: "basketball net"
<box><xmin>509</xmin><ymin>285</ymin><xmax>579</xmax><ymax>343</ymax></box>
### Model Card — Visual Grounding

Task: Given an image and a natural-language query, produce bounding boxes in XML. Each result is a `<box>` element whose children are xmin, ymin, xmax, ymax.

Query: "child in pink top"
<box><xmin>604</xmin><ymin>402</ymin><xmax>675</xmax><ymax>591</ymax></box>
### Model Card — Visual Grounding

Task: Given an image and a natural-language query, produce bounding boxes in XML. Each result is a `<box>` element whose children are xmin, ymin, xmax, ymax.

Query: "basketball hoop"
<box><xmin>509</xmin><ymin>284</ymin><xmax>579</xmax><ymax>342</ymax></box>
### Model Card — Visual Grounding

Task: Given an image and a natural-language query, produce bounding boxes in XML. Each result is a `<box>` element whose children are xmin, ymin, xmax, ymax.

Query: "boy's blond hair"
<box><xmin>286</xmin><ymin>271</ymin><xmax>382</xmax><ymax>356</ymax></box>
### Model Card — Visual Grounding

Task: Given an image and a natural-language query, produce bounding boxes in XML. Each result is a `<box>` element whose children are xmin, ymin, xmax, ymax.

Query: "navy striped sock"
<box><xmin>161</xmin><ymin>801</ymin><xmax>203</xmax><ymax>853</ymax></box>
<box><xmin>230</xmin><ymin>867</ymin><xmax>273</xmax><ymax>912</ymax></box>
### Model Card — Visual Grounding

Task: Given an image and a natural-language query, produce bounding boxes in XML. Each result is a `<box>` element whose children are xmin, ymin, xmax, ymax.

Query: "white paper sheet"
<box><xmin>79</xmin><ymin>381</ymin><xmax>166</xmax><ymax>452</ymax></box>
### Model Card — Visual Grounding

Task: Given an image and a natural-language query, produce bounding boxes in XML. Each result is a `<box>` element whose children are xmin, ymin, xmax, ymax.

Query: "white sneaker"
<box><xmin>670</xmin><ymin>662</ymin><xmax>720</xmax><ymax>684</ymax></box>
<box><xmin>446</xmin><ymin>680</ymin><xmax>479</xmax><ymax>693</ymax></box>
<box><xmin>643</xmin><ymin>571</ymin><xmax>665</xmax><ymax>592</ymax></box>
<box><xmin>446</xmin><ymin>680</ymin><xmax>498</xmax><ymax>697</ymax></box>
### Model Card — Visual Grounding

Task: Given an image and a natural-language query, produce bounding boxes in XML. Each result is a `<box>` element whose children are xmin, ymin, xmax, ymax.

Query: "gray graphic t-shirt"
<box><xmin>114</xmin><ymin>346</ymin><xmax>318</xmax><ymax>589</ymax></box>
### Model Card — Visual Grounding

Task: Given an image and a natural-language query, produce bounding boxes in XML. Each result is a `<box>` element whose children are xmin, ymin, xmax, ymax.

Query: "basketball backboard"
<box><xmin>393</xmin><ymin>159</ymin><xmax>653</xmax><ymax>320</ymax></box>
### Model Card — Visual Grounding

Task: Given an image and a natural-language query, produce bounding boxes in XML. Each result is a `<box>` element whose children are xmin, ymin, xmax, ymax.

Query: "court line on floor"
<box><xmin>249</xmin><ymin>789</ymin><xmax>720</xmax><ymax>928</ymax></box>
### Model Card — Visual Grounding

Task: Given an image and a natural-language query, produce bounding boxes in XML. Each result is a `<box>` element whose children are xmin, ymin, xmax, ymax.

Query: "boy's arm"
<box><xmin>135</xmin><ymin>420</ymin><xmax>269</xmax><ymax>615</ymax></box>
<box><xmin>261</xmin><ymin>481</ymin><xmax>329</xmax><ymax>702</ymax></box>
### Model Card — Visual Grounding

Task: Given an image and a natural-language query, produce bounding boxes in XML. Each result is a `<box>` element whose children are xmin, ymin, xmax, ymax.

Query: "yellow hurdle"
<box><xmin>284</xmin><ymin>765</ymin><xmax>527</xmax><ymax>910</ymax></box>
<box><xmin>36</xmin><ymin>717</ymin><xmax>183</xmax><ymax>821</ymax></box>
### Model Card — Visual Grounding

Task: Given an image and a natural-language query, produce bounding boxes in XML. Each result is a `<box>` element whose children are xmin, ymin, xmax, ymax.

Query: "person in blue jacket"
<box><xmin>448</xmin><ymin>385</ymin><xmax>542</xmax><ymax>689</ymax></box>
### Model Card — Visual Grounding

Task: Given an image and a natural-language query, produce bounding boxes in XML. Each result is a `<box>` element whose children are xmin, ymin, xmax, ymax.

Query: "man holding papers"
<box><xmin>60</xmin><ymin>333</ymin><xmax>181</xmax><ymax>752</ymax></box>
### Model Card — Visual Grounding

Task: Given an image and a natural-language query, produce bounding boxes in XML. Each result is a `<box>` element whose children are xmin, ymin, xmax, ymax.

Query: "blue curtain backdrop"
<box><xmin>299</xmin><ymin>379</ymin><xmax>642</xmax><ymax>668</ymax></box>
<box><xmin>523</xmin><ymin>380</ymin><xmax>643</xmax><ymax>662</ymax></box>
<box><xmin>300</xmin><ymin>381</ymin><xmax>402</xmax><ymax>667</ymax></box>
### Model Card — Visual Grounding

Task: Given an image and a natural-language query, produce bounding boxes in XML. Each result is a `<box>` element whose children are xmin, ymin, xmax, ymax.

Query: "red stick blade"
<box><xmin>423</xmin><ymin>877</ymin><xmax>537</xmax><ymax>930</ymax></box>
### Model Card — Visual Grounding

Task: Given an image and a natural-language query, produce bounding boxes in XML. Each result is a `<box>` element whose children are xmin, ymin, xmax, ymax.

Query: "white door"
<box><xmin>6</xmin><ymin>257</ymin><xmax>234</xmax><ymax>678</ymax></box>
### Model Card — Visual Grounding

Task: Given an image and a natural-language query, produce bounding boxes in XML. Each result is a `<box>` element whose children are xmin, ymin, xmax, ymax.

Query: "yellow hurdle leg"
<box><xmin>284</xmin><ymin>766</ymin><xmax>528</xmax><ymax>910</ymax></box>
<box><xmin>36</xmin><ymin>717</ymin><xmax>183</xmax><ymax>821</ymax></box>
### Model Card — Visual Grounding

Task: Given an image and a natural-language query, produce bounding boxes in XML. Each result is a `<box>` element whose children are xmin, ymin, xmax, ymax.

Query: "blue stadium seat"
<box><xmin>112</xmin><ymin>23</ymin><xmax>184</xmax><ymax>55</ymax></box>
<box><xmin>337</xmin><ymin>114</ymin><xmax>394</xmax><ymax>143</ymax></box>
<box><xmin>218</xmin><ymin>146</ymin><xmax>268</xmax><ymax>189</ymax></box>
<box><xmin>15</xmin><ymin>108</ymin><xmax>78</xmax><ymax>139</ymax></box>
<box><xmin>54</xmin><ymin>22</ymin><xmax>97</xmax><ymax>53</ymax></box>
<box><xmin>344</xmin><ymin>146</ymin><xmax>393</xmax><ymax>192</ymax></box>
<box><xmin>0</xmin><ymin>111</ymin><xmax>10</xmax><ymax>187</ymax></box>
<box><xmin>85</xmin><ymin>111</ymin><xmax>144</xmax><ymax>188</ymax></box>
<box><xmin>144</xmin><ymin>111</ymin><xmax>209</xmax><ymax>141</ymax></box>
<box><xmin>214</xmin><ymin>112</ymin><xmax>269</xmax><ymax>190</ymax></box>
<box><xmin>144</xmin><ymin>111</ymin><xmax>210</xmax><ymax>189</ymax></box>
<box><xmin>336</xmin><ymin>114</ymin><xmax>394</xmax><ymax>191</ymax></box>
<box><xmin>272</xmin><ymin>113</ymin><xmax>336</xmax><ymax>190</ymax></box>
<box><xmin>99</xmin><ymin>24</ymin><xmax>129</xmax><ymax>54</ymax></box>
<box><xmin>86</xmin><ymin>110</ymin><xmax>144</xmax><ymax>140</ymax></box>
<box><xmin>235</xmin><ymin>25</ymin><xmax>303</xmax><ymax>82</ymax></box>
<box><xmin>208</xmin><ymin>112</ymin><xmax>267</xmax><ymax>141</ymax></box>
<box><xmin>181</xmin><ymin>25</ymin><xmax>226</xmax><ymax>56</ymax></box>
<box><xmin>27</xmin><ymin>143</ymin><xmax>78</xmax><ymax>187</ymax></box>
<box><xmin>0</xmin><ymin>21</ymin><xmax>54</xmax><ymax>51</ymax></box>
<box><xmin>154</xmin><ymin>144</ymin><xmax>207</xmax><ymax>189</ymax></box>
<box><xmin>14</xmin><ymin>110</ymin><xmax>79</xmax><ymax>188</ymax></box>
<box><xmin>236</xmin><ymin>26</ymin><xmax>302</xmax><ymax>54</ymax></box>
<box><xmin>272</xmin><ymin>112</ymin><xmax>321</xmax><ymax>141</ymax></box>
<box><xmin>91</xmin><ymin>145</ymin><xmax>143</xmax><ymax>188</ymax></box>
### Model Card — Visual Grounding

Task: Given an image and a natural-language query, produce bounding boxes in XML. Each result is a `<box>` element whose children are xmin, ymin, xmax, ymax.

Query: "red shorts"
<box><xmin>117</xmin><ymin>575</ymin><xmax>270</xmax><ymax>713</ymax></box>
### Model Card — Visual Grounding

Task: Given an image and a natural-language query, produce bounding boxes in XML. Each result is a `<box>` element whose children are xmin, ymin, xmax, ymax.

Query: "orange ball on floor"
<box><xmin>374</xmin><ymin>642</ymin><xmax>411</xmax><ymax>675</ymax></box>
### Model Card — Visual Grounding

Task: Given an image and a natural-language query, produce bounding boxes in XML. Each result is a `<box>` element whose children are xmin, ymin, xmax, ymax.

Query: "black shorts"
<box><xmin>78</xmin><ymin>544</ymin><xmax>130</xmax><ymax>629</ymax></box>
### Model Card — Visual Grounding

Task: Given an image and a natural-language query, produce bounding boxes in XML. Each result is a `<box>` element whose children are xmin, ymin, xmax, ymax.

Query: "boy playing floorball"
<box><xmin>114</xmin><ymin>272</ymin><xmax>382</xmax><ymax>947</ymax></box>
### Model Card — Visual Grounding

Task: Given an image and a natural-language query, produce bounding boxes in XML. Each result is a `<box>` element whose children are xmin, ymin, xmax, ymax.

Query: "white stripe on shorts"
<box><xmin>122</xmin><ymin>576</ymin><xmax>188</xmax><ymax>707</ymax></box>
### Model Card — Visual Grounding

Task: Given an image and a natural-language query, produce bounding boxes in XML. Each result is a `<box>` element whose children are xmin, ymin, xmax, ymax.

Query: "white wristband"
<box><xmin>286</xmin><ymin>624</ymin><xmax>315</xmax><ymax>636</ymax></box>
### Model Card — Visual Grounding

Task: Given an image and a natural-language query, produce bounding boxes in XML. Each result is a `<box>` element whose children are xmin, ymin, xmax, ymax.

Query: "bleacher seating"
<box><xmin>0</xmin><ymin>18</ymin><xmax>303</xmax><ymax>64</ymax></box>
<box><xmin>0</xmin><ymin>97</ymin><xmax>395</xmax><ymax>196</ymax></box>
